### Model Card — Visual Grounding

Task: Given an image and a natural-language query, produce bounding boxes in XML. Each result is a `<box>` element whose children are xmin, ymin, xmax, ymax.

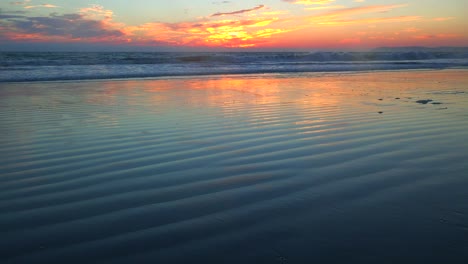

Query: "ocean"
<box><xmin>1</xmin><ymin>49</ymin><xmax>468</xmax><ymax>82</ymax></box>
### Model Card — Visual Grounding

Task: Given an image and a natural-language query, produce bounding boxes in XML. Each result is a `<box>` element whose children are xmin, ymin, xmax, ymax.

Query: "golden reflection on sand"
<box><xmin>69</xmin><ymin>70</ymin><xmax>467</xmax><ymax>131</ymax></box>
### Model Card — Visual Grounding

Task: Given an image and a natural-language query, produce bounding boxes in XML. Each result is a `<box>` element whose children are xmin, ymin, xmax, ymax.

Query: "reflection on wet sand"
<box><xmin>0</xmin><ymin>70</ymin><xmax>467</xmax><ymax>264</ymax></box>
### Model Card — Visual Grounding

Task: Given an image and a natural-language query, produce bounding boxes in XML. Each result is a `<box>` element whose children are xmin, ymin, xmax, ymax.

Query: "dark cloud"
<box><xmin>0</xmin><ymin>9</ymin><xmax>25</xmax><ymax>21</ymax></box>
<box><xmin>0</xmin><ymin>8</ymin><xmax>27</xmax><ymax>14</ymax></box>
<box><xmin>0</xmin><ymin>14</ymin><xmax>25</xmax><ymax>19</ymax></box>
<box><xmin>0</xmin><ymin>8</ymin><xmax>27</xmax><ymax>18</ymax></box>
<box><xmin>2</xmin><ymin>12</ymin><xmax>124</xmax><ymax>39</ymax></box>
<box><xmin>210</xmin><ymin>4</ymin><xmax>265</xmax><ymax>17</ymax></box>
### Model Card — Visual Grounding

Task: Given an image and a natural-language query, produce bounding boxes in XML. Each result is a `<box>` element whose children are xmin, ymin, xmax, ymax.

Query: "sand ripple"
<box><xmin>1</xmin><ymin>70</ymin><xmax>468</xmax><ymax>264</ymax></box>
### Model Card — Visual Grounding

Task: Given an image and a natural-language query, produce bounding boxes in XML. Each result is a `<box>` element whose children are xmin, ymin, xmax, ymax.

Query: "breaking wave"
<box><xmin>1</xmin><ymin>49</ymin><xmax>468</xmax><ymax>82</ymax></box>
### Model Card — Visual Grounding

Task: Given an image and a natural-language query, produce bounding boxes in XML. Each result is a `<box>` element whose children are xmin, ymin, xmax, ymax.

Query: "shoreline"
<box><xmin>1</xmin><ymin>67</ymin><xmax>468</xmax><ymax>85</ymax></box>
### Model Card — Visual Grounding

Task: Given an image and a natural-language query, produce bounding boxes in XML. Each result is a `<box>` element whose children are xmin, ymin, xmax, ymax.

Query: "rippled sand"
<box><xmin>1</xmin><ymin>70</ymin><xmax>467</xmax><ymax>264</ymax></box>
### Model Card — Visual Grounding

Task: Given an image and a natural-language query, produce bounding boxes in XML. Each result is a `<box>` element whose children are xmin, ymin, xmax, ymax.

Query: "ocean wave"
<box><xmin>2</xmin><ymin>51</ymin><xmax>468</xmax><ymax>66</ymax></box>
<box><xmin>1</xmin><ymin>51</ymin><xmax>468</xmax><ymax>82</ymax></box>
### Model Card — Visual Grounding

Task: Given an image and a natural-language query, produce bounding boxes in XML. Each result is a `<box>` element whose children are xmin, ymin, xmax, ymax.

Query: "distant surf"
<box><xmin>1</xmin><ymin>48</ymin><xmax>468</xmax><ymax>82</ymax></box>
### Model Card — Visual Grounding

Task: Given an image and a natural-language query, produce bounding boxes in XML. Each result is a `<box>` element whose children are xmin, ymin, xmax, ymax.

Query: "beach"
<box><xmin>1</xmin><ymin>69</ymin><xmax>467</xmax><ymax>263</ymax></box>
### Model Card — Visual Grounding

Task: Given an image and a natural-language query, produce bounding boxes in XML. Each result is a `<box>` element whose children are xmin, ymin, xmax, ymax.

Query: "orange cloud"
<box><xmin>80</xmin><ymin>4</ymin><xmax>114</xmax><ymax>20</ymax></box>
<box><xmin>433</xmin><ymin>17</ymin><xmax>455</xmax><ymax>21</ymax></box>
<box><xmin>315</xmin><ymin>4</ymin><xmax>408</xmax><ymax>18</ymax></box>
<box><xmin>24</xmin><ymin>4</ymin><xmax>58</xmax><ymax>9</ymax></box>
<box><xmin>306</xmin><ymin>4</ymin><xmax>420</xmax><ymax>26</ymax></box>
<box><xmin>262</xmin><ymin>11</ymin><xmax>289</xmax><ymax>16</ymax></box>
<box><xmin>306</xmin><ymin>5</ymin><xmax>346</xmax><ymax>11</ymax></box>
<box><xmin>314</xmin><ymin>16</ymin><xmax>421</xmax><ymax>25</ymax></box>
<box><xmin>122</xmin><ymin>16</ymin><xmax>289</xmax><ymax>47</ymax></box>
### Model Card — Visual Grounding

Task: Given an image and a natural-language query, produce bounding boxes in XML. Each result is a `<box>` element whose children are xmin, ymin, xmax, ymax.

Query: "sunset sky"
<box><xmin>0</xmin><ymin>0</ymin><xmax>467</xmax><ymax>51</ymax></box>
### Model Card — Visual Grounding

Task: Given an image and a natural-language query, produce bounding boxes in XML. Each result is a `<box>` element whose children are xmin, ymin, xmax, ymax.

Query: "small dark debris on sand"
<box><xmin>378</xmin><ymin>98</ymin><xmax>383</xmax><ymax>101</ymax></box>
<box><xmin>378</xmin><ymin>111</ymin><xmax>383</xmax><ymax>114</ymax></box>
<box><xmin>431</xmin><ymin>102</ymin><xmax>443</xmax><ymax>105</ymax></box>
<box><xmin>395</xmin><ymin>97</ymin><xmax>400</xmax><ymax>100</ymax></box>
<box><xmin>437</xmin><ymin>107</ymin><xmax>448</xmax><ymax>110</ymax></box>
<box><xmin>416</xmin><ymin>99</ymin><xmax>433</xmax><ymax>104</ymax></box>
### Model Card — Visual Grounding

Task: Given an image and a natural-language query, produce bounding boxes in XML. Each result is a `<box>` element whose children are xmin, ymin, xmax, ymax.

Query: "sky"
<box><xmin>0</xmin><ymin>0</ymin><xmax>467</xmax><ymax>51</ymax></box>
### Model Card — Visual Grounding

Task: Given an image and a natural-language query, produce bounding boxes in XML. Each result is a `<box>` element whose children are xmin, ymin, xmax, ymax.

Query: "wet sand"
<box><xmin>1</xmin><ymin>69</ymin><xmax>468</xmax><ymax>263</ymax></box>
